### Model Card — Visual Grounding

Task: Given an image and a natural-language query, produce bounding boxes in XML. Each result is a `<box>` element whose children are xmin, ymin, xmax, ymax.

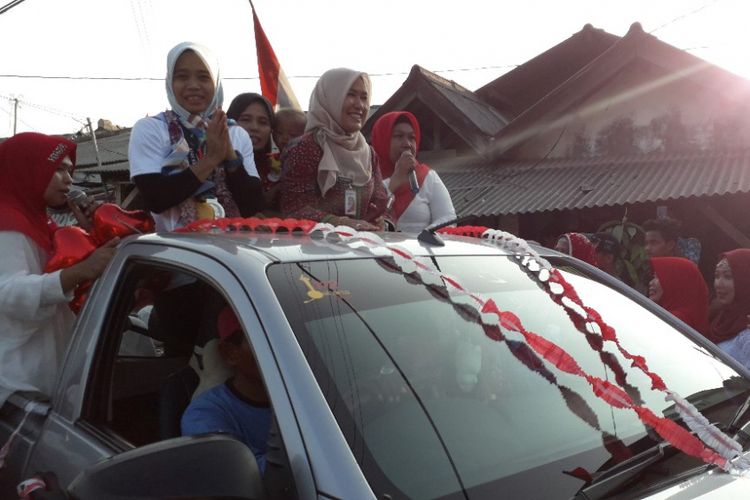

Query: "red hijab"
<box><xmin>650</xmin><ymin>257</ymin><xmax>709</xmax><ymax>334</ymax></box>
<box><xmin>370</xmin><ymin>111</ymin><xmax>430</xmax><ymax>221</ymax></box>
<box><xmin>560</xmin><ymin>233</ymin><xmax>598</xmax><ymax>266</ymax></box>
<box><xmin>709</xmin><ymin>249</ymin><xmax>750</xmax><ymax>343</ymax></box>
<box><xmin>0</xmin><ymin>132</ymin><xmax>77</xmax><ymax>253</ymax></box>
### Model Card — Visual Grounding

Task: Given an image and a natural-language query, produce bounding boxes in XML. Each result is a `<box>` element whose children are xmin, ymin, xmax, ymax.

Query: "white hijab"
<box><xmin>306</xmin><ymin>68</ymin><xmax>372</xmax><ymax>197</ymax></box>
<box><xmin>165</xmin><ymin>42</ymin><xmax>224</xmax><ymax>123</ymax></box>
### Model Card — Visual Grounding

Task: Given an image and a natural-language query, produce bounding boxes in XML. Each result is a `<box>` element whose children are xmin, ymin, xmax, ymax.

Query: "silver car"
<box><xmin>3</xmin><ymin>229</ymin><xmax>750</xmax><ymax>499</ymax></box>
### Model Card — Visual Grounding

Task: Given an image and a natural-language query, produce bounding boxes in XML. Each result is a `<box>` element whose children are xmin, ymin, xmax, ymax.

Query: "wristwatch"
<box><xmin>222</xmin><ymin>150</ymin><xmax>244</xmax><ymax>173</ymax></box>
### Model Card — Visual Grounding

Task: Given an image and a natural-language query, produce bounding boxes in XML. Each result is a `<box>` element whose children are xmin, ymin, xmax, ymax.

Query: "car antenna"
<box><xmin>417</xmin><ymin>216</ymin><xmax>476</xmax><ymax>247</ymax></box>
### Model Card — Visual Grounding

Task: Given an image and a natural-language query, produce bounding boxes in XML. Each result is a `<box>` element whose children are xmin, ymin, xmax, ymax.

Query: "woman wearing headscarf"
<box><xmin>0</xmin><ymin>133</ymin><xmax>118</xmax><ymax>404</ymax></box>
<box><xmin>128</xmin><ymin>42</ymin><xmax>263</xmax><ymax>232</ymax></box>
<box><xmin>370</xmin><ymin>111</ymin><xmax>455</xmax><ymax>233</ymax></box>
<box><xmin>280</xmin><ymin>68</ymin><xmax>388</xmax><ymax>231</ymax></box>
<box><xmin>708</xmin><ymin>249</ymin><xmax>750</xmax><ymax>368</ymax></box>
<box><xmin>647</xmin><ymin>257</ymin><xmax>709</xmax><ymax>334</ymax></box>
<box><xmin>226</xmin><ymin>93</ymin><xmax>281</xmax><ymax>212</ymax></box>
<box><xmin>554</xmin><ymin>232</ymin><xmax>598</xmax><ymax>266</ymax></box>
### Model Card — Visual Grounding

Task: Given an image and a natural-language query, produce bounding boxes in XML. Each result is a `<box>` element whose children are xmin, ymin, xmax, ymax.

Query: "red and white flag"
<box><xmin>250</xmin><ymin>1</ymin><xmax>301</xmax><ymax>110</ymax></box>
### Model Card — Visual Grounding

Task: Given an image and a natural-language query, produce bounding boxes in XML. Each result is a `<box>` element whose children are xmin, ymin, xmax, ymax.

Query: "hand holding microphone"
<box><xmin>395</xmin><ymin>149</ymin><xmax>419</xmax><ymax>194</ymax></box>
<box><xmin>67</xmin><ymin>188</ymin><xmax>96</xmax><ymax>231</ymax></box>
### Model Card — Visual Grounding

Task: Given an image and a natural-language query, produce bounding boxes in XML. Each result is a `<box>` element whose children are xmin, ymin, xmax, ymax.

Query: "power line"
<box><xmin>0</xmin><ymin>63</ymin><xmax>518</xmax><ymax>82</ymax></box>
<box><xmin>0</xmin><ymin>93</ymin><xmax>86</xmax><ymax>124</ymax></box>
<box><xmin>0</xmin><ymin>0</ymin><xmax>27</xmax><ymax>16</ymax></box>
<box><xmin>649</xmin><ymin>0</ymin><xmax>720</xmax><ymax>34</ymax></box>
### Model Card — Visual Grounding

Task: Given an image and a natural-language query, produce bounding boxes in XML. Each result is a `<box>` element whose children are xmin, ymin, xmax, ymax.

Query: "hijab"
<box><xmin>370</xmin><ymin>111</ymin><xmax>431</xmax><ymax>220</ymax></box>
<box><xmin>650</xmin><ymin>257</ymin><xmax>709</xmax><ymax>334</ymax></box>
<box><xmin>161</xmin><ymin>42</ymin><xmax>240</xmax><ymax>224</ymax></box>
<box><xmin>0</xmin><ymin>132</ymin><xmax>76</xmax><ymax>253</ymax></box>
<box><xmin>709</xmin><ymin>249</ymin><xmax>750</xmax><ymax>343</ymax></box>
<box><xmin>560</xmin><ymin>233</ymin><xmax>598</xmax><ymax>266</ymax></box>
<box><xmin>165</xmin><ymin>42</ymin><xmax>223</xmax><ymax>125</ymax></box>
<box><xmin>306</xmin><ymin>68</ymin><xmax>372</xmax><ymax>197</ymax></box>
<box><xmin>227</xmin><ymin>93</ymin><xmax>275</xmax><ymax>174</ymax></box>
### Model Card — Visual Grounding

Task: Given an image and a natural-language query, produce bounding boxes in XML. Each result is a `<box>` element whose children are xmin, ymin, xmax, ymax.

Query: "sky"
<box><xmin>0</xmin><ymin>0</ymin><xmax>748</xmax><ymax>138</ymax></box>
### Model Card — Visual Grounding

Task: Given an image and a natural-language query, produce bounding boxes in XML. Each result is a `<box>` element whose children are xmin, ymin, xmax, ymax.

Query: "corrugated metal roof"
<box><xmin>441</xmin><ymin>152</ymin><xmax>750</xmax><ymax>216</ymax></box>
<box><xmin>75</xmin><ymin>130</ymin><xmax>131</xmax><ymax>167</ymax></box>
<box><xmin>76</xmin><ymin>162</ymin><xmax>129</xmax><ymax>173</ymax></box>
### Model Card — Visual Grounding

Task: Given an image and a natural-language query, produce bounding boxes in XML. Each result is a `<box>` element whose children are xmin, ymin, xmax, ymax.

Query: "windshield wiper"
<box><xmin>572</xmin><ymin>442</ymin><xmax>686</xmax><ymax>500</ymax></box>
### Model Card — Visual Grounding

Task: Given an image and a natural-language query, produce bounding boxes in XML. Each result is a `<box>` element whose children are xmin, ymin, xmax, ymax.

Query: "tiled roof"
<box><xmin>363</xmin><ymin>65</ymin><xmax>508</xmax><ymax>154</ymax></box>
<box><xmin>476</xmin><ymin>24</ymin><xmax>620</xmax><ymax>119</ymax></box>
<box><xmin>490</xmin><ymin>23</ymin><xmax>750</xmax><ymax>158</ymax></box>
<box><xmin>442</xmin><ymin>152</ymin><xmax>750</xmax><ymax>216</ymax></box>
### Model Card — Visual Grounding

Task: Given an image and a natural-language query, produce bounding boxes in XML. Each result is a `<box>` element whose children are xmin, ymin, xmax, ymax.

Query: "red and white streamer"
<box><xmin>174</xmin><ymin>217</ymin><xmax>750</xmax><ymax>473</ymax></box>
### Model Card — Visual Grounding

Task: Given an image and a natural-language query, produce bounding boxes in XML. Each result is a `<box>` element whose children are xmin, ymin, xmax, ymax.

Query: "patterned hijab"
<box><xmin>0</xmin><ymin>132</ymin><xmax>76</xmax><ymax>253</ymax></box>
<box><xmin>165</xmin><ymin>42</ymin><xmax>224</xmax><ymax>125</ymax></box>
<box><xmin>306</xmin><ymin>68</ymin><xmax>372</xmax><ymax>197</ymax></box>
<box><xmin>650</xmin><ymin>257</ymin><xmax>709</xmax><ymax>334</ymax></box>
<box><xmin>709</xmin><ymin>249</ymin><xmax>750</xmax><ymax>343</ymax></box>
<box><xmin>161</xmin><ymin>42</ymin><xmax>239</xmax><ymax>225</ymax></box>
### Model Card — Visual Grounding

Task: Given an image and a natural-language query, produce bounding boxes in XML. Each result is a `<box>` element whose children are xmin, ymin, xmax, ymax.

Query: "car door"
<box><xmin>21</xmin><ymin>241</ymin><xmax>314</xmax><ymax>497</ymax></box>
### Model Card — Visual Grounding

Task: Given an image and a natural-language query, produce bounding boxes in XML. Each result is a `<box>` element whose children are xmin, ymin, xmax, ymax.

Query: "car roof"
<box><xmin>127</xmin><ymin>230</ymin><xmax>560</xmax><ymax>264</ymax></box>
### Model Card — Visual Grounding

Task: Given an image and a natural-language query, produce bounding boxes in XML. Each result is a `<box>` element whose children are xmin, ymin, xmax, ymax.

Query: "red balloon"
<box><xmin>91</xmin><ymin>203</ymin><xmax>155</xmax><ymax>245</ymax></box>
<box><xmin>44</xmin><ymin>226</ymin><xmax>97</xmax><ymax>274</ymax></box>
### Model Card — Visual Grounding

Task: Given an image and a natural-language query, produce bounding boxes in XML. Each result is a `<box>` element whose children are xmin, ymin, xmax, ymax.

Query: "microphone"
<box><xmin>66</xmin><ymin>188</ymin><xmax>90</xmax><ymax>210</ymax></box>
<box><xmin>408</xmin><ymin>168</ymin><xmax>419</xmax><ymax>194</ymax></box>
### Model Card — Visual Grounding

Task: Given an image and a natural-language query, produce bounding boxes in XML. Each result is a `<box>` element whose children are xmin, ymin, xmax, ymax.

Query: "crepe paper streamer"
<box><xmin>439</xmin><ymin>225</ymin><xmax>750</xmax><ymax>472</ymax></box>
<box><xmin>180</xmin><ymin>218</ymin><xmax>749</xmax><ymax>473</ymax></box>
<box><xmin>307</xmin><ymin>223</ymin><xmax>747</xmax><ymax>473</ymax></box>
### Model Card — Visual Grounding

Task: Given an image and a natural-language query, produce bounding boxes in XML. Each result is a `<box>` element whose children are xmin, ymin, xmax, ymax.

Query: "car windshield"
<box><xmin>267</xmin><ymin>254</ymin><xmax>750</xmax><ymax>499</ymax></box>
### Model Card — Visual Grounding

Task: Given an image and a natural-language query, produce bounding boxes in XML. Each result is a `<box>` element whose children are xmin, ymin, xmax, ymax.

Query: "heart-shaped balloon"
<box><xmin>91</xmin><ymin>203</ymin><xmax>155</xmax><ymax>245</ymax></box>
<box><xmin>44</xmin><ymin>226</ymin><xmax>97</xmax><ymax>273</ymax></box>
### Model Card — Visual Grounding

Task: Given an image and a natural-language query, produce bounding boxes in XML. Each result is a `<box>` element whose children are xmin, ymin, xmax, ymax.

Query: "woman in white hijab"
<box><xmin>281</xmin><ymin>68</ymin><xmax>388</xmax><ymax>231</ymax></box>
<box><xmin>128</xmin><ymin>42</ymin><xmax>263</xmax><ymax>231</ymax></box>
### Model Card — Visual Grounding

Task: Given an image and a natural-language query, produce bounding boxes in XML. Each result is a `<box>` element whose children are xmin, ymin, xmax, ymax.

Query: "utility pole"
<box><xmin>12</xmin><ymin>97</ymin><xmax>18</xmax><ymax>135</ymax></box>
<box><xmin>86</xmin><ymin>117</ymin><xmax>103</xmax><ymax>170</ymax></box>
<box><xmin>86</xmin><ymin>117</ymin><xmax>113</xmax><ymax>203</ymax></box>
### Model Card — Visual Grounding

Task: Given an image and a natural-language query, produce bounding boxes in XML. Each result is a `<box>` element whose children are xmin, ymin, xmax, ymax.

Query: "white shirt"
<box><xmin>385</xmin><ymin>170</ymin><xmax>456</xmax><ymax>234</ymax></box>
<box><xmin>0</xmin><ymin>231</ymin><xmax>75</xmax><ymax>405</ymax></box>
<box><xmin>128</xmin><ymin>116</ymin><xmax>259</xmax><ymax>232</ymax></box>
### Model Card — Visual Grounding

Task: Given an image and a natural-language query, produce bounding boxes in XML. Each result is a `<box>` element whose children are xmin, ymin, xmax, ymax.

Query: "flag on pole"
<box><xmin>249</xmin><ymin>1</ymin><xmax>301</xmax><ymax>110</ymax></box>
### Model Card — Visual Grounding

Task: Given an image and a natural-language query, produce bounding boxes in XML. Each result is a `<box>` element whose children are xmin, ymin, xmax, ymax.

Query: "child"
<box><xmin>273</xmin><ymin>108</ymin><xmax>307</xmax><ymax>153</ymax></box>
<box><xmin>181</xmin><ymin>306</ymin><xmax>271</xmax><ymax>473</ymax></box>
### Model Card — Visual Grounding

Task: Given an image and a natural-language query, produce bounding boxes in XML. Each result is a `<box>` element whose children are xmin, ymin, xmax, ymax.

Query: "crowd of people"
<box><xmin>552</xmin><ymin>218</ymin><xmax>750</xmax><ymax>372</ymax></box>
<box><xmin>0</xmin><ymin>42</ymin><xmax>460</xmax><ymax>471</ymax></box>
<box><xmin>2</xmin><ymin>41</ymin><xmax>750</xmax><ymax>474</ymax></box>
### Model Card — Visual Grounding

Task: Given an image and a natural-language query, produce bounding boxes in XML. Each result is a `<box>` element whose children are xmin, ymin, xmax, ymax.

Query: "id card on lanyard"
<box><xmin>344</xmin><ymin>188</ymin><xmax>357</xmax><ymax>216</ymax></box>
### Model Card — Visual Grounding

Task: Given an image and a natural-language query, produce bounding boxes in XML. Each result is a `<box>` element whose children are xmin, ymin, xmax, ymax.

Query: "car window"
<box><xmin>268</xmin><ymin>255</ymin><xmax>750</xmax><ymax>500</ymax></box>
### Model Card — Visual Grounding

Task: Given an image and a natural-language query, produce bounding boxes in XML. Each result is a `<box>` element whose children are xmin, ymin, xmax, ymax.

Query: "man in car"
<box><xmin>181</xmin><ymin>307</ymin><xmax>272</xmax><ymax>473</ymax></box>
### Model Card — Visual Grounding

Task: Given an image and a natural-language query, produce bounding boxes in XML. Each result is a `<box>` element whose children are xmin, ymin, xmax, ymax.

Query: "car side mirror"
<box><xmin>67</xmin><ymin>434</ymin><xmax>265</xmax><ymax>499</ymax></box>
